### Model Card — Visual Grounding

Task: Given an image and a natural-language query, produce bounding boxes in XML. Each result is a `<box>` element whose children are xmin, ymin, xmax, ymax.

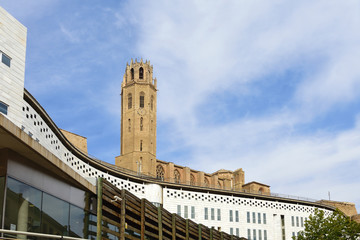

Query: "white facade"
<box><xmin>0</xmin><ymin>7</ymin><xmax>334</xmax><ymax>240</ymax></box>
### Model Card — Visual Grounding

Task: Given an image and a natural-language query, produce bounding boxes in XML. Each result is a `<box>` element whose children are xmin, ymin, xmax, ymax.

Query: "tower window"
<box><xmin>131</xmin><ymin>68</ymin><xmax>134</xmax><ymax>79</ymax></box>
<box><xmin>140</xmin><ymin>117</ymin><xmax>143</xmax><ymax>131</ymax></box>
<box><xmin>140</xmin><ymin>140</ymin><xmax>143</xmax><ymax>151</ymax></box>
<box><xmin>156</xmin><ymin>165</ymin><xmax>165</xmax><ymax>180</ymax></box>
<box><xmin>150</xmin><ymin>95</ymin><xmax>154</xmax><ymax>111</ymax></box>
<box><xmin>139</xmin><ymin>67</ymin><xmax>144</xmax><ymax>79</ymax></box>
<box><xmin>139</xmin><ymin>92</ymin><xmax>145</xmax><ymax>108</ymax></box>
<box><xmin>128</xmin><ymin>93</ymin><xmax>132</xmax><ymax>109</ymax></box>
<box><xmin>174</xmin><ymin>169</ymin><xmax>181</xmax><ymax>183</ymax></box>
<box><xmin>128</xmin><ymin>119</ymin><xmax>131</xmax><ymax>132</ymax></box>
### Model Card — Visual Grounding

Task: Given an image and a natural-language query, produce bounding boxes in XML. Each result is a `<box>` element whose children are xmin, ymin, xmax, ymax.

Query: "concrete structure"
<box><xmin>0</xmin><ymin>6</ymin><xmax>358</xmax><ymax>240</ymax></box>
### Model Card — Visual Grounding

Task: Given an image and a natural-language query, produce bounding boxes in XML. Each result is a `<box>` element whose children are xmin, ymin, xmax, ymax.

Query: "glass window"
<box><xmin>247</xmin><ymin>211</ymin><xmax>250</xmax><ymax>223</ymax></box>
<box><xmin>204</xmin><ymin>207</ymin><xmax>208</xmax><ymax>220</ymax></box>
<box><xmin>139</xmin><ymin>67</ymin><xmax>144</xmax><ymax>79</ymax></box>
<box><xmin>253</xmin><ymin>212</ymin><xmax>256</xmax><ymax>223</ymax></box>
<box><xmin>229</xmin><ymin>210</ymin><xmax>233</xmax><ymax>222</ymax></box>
<box><xmin>139</xmin><ymin>93</ymin><xmax>145</xmax><ymax>108</ymax></box>
<box><xmin>4</xmin><ymin>177</ymin><xmax>42</xmax><ymax>234</ymax></box>
<box><xmin>301</xmin><ymin>217</ymin><xmax>304</xmax><ymax>227</ymax></box>
<box><xmin>2</xmin><ymin>53</ymin><xmax>11</xmax><ymax>67</ymax></box>
<box><xmin>247</xmin><ymin>229</ymin><xmax>251</xmax><ymax>240</ymax></box>
<box><xmin>0</xmin><ymin>177</ymin><xmax>5</xmax><ymax>226</ymax></box>
<box><xmin>263</xmin><ymin>213</ymin><xmax>267</xmax><ymax>224</ymax></box>
<box><xmin>296</xmin><ymin>216</ymin><xmax>299</xmax><ymax>227</ymax></box>
<box><xmin>259</xmin><ymin>229</ymin><xmax>262</xmax><ymax>240</ymax></box>
<box><xmin>258</xmin><ymin>212</ymin><xmax>261</xmax><ymax>224</ymax></box>
<box><xmin>235</xmin><ymin>210</ymin><xmax>239</xmax><ymax>222</ymax></box>
<box><xmin>264</xmin><ymin>230</ymin><xmax>267</xmax><ymax>240</ymax></box>
<box><xmin>0</xmin><ymin>102</ymin><xmax>8</xmax><ymax>115</ymax></box>
<box><xmin>69</xmin><ymin>205</ymin><xmax>85</xmax><ymax>238</ymax></box>
<box><xmin>41</xmin><ymin>192</ymin><xmax>70</xmax><ymax>236</ymax></box>
<box><xmin>236</xmin><ymin>228</ymin><xmax>239</xmax><ymax>237</ymax></box>
<box><xmin>130</xmin><ymin>68</ymin><xmax>134</xmax><ymax>79</ymax></box>
<box><xmin>291</xmin><ymin>216</ymin><xmax>295</xmax><ymax>226</ymax></box>
<box><xmin>217</xmin><ymin>209</ymin><xmax>221</xmax><ymax>221</ymax></box>
<box><xmin>184</xmin><ymin>206</ymin><xmax>188</xmax><ymax>218</ymax></box>
<box><xmin>211</xmin><ymin>208</ymin><xmax>215</xmax><ymax>220</ymax></box>
<box><xmin>230</xmin><ymin>227</ymin><xmax>233</xmax><ymax>235</ymax></box>
<box><xmin>128</xmin><ymin>94</ymin><xmax>132</xmax><ymax>109</ymax></box>
<box><xmin>191</xmin><ymin>206</ymin><xmax>195</xmax><ymax>219</ymax></box>
<box><xmin>253</xmin><ymin>229</ymin><xmax>257</xmax><ymax>240</ymax></box>
<box><xmin>177</xmin><ymin>205</ymin><xmax>181</xmax><ymax>216</ymax></box>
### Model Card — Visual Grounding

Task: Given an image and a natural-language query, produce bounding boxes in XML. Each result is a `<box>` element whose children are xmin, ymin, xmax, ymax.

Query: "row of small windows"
<box><xmin>247</xmin><ymin>212</ymin><xmax>267</xmax><ymax>224</ymax></box>
<box><xmin>229</xmin><ymin>228</ymin><xmax>240</xmax><ymax>237</ymax></box>
<box><xmin>292</xmin><ymin>216</ymin><xmax>306</xmax><ymax>227</ymax></box>
<box><xmin>127</xmin><ymin>93</ymin><xmax>154</xmax><ymax>110</ymax></box>
<box><xmin>248</xmin><ymin>229</ymin><xmax>268</xmax><ymax>240</ymax></box>
<box><xmin>204</xmin><ymin>208</ymin><xmax>221</xmax><ymax>221</ymax></box>
<box><xmin>1</xmin><ymin>51</ymin><xmax>11</xmax><ymax>67</ymax></box>
<box><xmin>177</xmin><ymin>205</ymin><xmax>195</xmax><ymax>219</ymax></box>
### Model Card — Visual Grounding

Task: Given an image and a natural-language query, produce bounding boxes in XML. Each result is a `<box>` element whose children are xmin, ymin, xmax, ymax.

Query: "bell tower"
<box><xmin>115</xmin><ymin>59</ymin><xmax>157</xmax><ymax>176</ymax></box>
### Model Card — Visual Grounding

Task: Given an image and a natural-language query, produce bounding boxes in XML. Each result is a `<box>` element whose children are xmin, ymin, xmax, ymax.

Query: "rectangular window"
<box><xmin>247</xmin><ymin>229</ymin><xmax>251</xmax><ymax>240</ymax></box>
<box><xmin>191</xmin><ymin>206</ymin><xmax>195</xmax><ymax>219</ymax></box>
<box><xmin>296</xmin><ymin>216</ymin><xmax>299</xmax><ymax>227</ymax></box>
<box><xmin>292</xmin><ymin>232</ymin><xmax>295</xmax><ymax>237</ymax></box>
<box><xmin>204</xmin><ymin>207</ymin><xmax>208</xmax><ymax>220</ymax></box>
<box><xmin>211</xmin><ymin>208</ymin><xmax>215</xmax><ymax>220</ymax></box>
<box><xmin>259</xmin><ymin>229</ymin><xmax>262</xmax><ymax>240</ymax></box>
<box><xmin>236</xmin><ymin>228</ymin><xmax>239</xmax><ymax>237</ymax></box>
<box><xmin>291</xmin><ymin>216</ymin><xmax>295</xmax><ymax>226</ymax></box>
<box><xmin>0</xmin><ymin>102</ymin><xmax>8</xmax><ymax>115</ymax></box>
<box><xmin>258</xmin><ymin>212</ymin><xmax>261</xmax><ymax>224</ymax></box>
<box><xmin>263</xmin><ymin>213</ymin><xmax>267</xmax><ymax>224</ymax></box>
<box><xmin>247</xmin><ymin>211</ymin><xmax>250</xmax><ymax>223</ymax></box>
<box><xmin>301</xmin><ymin>217</ymin><xmax>304</xmax><ymax>227</ymax></box>
<box><xmin>217</xmin><ymin>208</ymin><xmax>221</xmax><ymax>221</ymax></box>
<box><xmin>1</xmin><ymin>52</ymin><xmax>11</xmax><ymax>67</ymax></box>
<box><xmin>235</xmin><ymin>210</ymin><xmax>239</xmax><ymax>222</ymax></box>
<box><xmin>140</xmin><ymin>95</ymin><xmax>144</xmax><ymax>108</ymax></box>
<box><xmin>184</xmin><ymin>205</ymin><xmax>188</xmax><ymax>218</ymax></box>
<box><xmin>229</xmin><ymin>210</ymin><xmax>233</xmax><ymax>222</ymax></box>
<box><xmin>253</xmin><ymin>229</ymin><xmax>257</xmax><ymax>240</ymax></box>
<box><xmin>264</xmin><ymin>230</ymin><xmax>267</xmax><ymax>240</ymax></box>
<box><xmin>177</xmin><ymin>205</ymin><xmax>181</xmax><ymax>216</ymax></box>
<box><xmin>230</xmin><ymin>228</ymin><xmax>233</xmax><ymax>235</ymax></box>
<box><xmin>253</xmin><ymin>212</ymin><xmax>256</xmax><ymax>223</ymax></box>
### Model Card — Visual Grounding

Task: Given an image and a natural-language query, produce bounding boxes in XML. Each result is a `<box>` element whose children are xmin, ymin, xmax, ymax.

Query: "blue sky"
<box><xmin>2</xmin><ymin>0</ymin><xmax>360</xmax><ymax>209</ymax></box>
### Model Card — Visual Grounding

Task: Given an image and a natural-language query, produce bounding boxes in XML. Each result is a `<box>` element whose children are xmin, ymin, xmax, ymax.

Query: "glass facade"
<box><xmin>2</xmin><ymin>177</ymin><xmax>94</xmax><ymax>239</ymax></box>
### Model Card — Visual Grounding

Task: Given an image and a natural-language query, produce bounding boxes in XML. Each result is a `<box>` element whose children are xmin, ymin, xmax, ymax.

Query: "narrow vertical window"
<box><xmin>301</xmin><ymin>217</ymin><xmax>304</xmax><ymax>227</ymax></box>
<box><xmin>296</xmin><ymin>216</ymin><xmax>299</xmax><ymax>227</ymax></box>
<box><xmin>177</xmin><ymin>205</ymin><xmax>181</xmax><ymax>216</ymax></box>
<box><xmin>217</xmin><ymin>209</ymin><xmax>221</xmax><ymax>221</ymax></box>
<box><xmin>235</xmin><ymin>210</ymin><xmax>239</xmax><ymax>222</ymax></box>
<box><xmin>253</xmin><ymin>212</ymin><xmax>256</xmax><ymax>223</ymax></box>
<box><xmin>190</xmin><ymin>174</ymin><xmax>196</xmax><ymax>186</ymax></box>
<box><xmin>140</xmin><ymin>117</ymin><xmax>143</xmax><ymax>131</ymax></box>
<box><xmin>247</xmin><ymin>212</ymin><xmax>250</xmax><ymax>223</ymax></box>
<box><xmin>174</xmin><ymin>170</ymin><xmax>181</xmax><ymax>183</ymax></box>
<box><xmin>230</xmin><ymin>228</ymin><xmax>233</xmax><ymax>235</ymax></box>
<box><xmin>211</xmin><ymin>208</ymin><xmax>215</xmax><ymax>220</ymax></box>
<box><xmin>128</xmin><ymin>119</ymin><xmax>131</xmax><ymax>132</ymax></box>
<box><xmin>156</xmin><ymin>165</ymin><xmax>164</xmax><ymax>180</ymax></box>
<box><xmin>247</xmin><ymin>229</ymin><xmax>251</xmax><ymax>240</ymax></box>
<box><xmin>236</xmin><ymin>228</ymin><xmax>239</xmax><ymax>237</ymax></box>
<box><xmin>139</xmin><ymin>67</ymin><xmax>144</xmax><ymax>79</ymax></box>
<box><xmin>291</xmin><ymin>216</ymin><xmax>295</xmax><ymax>226</ymax></box>
<box><xmin>140</xmin><ymin>140</ymin><xmax>143</xmax><ymax>151</ymax></box>
<box><xmin>131</xmin><ymin>68</ymin><xmax>134</xmax><ymax>79</ymax></box>
<box><xmin>184</xmin><ymin>206</ymin><xmax>188</xmax><ymax>218</ymax></box>
<box><xmin>150</xmin><ymin>95</ymin><xmax>154</xmax><ymax>111</ymax></box>
<box><xmin>191</xmin><ymin>206</ymin><xmax>195</xmax><ymax>219</ymax></box>
<box><xmin>253</xmin><ymin>229</ymin><xmax>257</xmax><ymax>240</ymax></box>
<box><xmin>204</xmin><ymin>207</ymin><xmax>208</xmax><ymax>220</ymax></box>
<box><xmin>264</xmin><ymin>230</ymin><xmax>267</xmax><ymax>240</ymax></box>
<box><xmin>263</xmin><ymin>213</ymin><xmax>267</xmax><ymax>224</ymax></box>
<box><xmin>229</xmin><ymin>210</ymin><xmax>233</xmax><ymax>222</ymax></box>
<box><xmin>140</xmin><ymin>92</ymin><xmax>145</xmax><ymax>108</ymax></box>
<box><xmin>258</xmin><ymin>212</ymin><xmax>261</xmax><ymax>224</ymax></box>
<box><xmin>259</xmin><ymin>229</ymin><xmax>262</xmax><ymax>240</ymax></box>
<box><xmin>128</xmin><ymin>93</ymin><xmax>132</xmax><ymax>109</ymax></box>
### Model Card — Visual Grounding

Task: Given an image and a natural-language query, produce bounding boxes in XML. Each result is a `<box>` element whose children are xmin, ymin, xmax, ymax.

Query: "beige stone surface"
<box><xmin>318</xmin><ymin>200</ymin><xmax>358</xmax><ymax>217</ymax></box>
<box><xmin>60</xmin><ymin>129</ymin><xmax>88</xmax><ymax>154</ymax></box>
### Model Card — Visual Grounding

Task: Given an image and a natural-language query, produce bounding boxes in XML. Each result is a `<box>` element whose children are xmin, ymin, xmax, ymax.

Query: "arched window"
<box><xmin>139</xmin><ymin>92</ymin><xmax>145</xmax><ymax>108</ymax></box>
<box><xmin>217</xmin><ymin>181</ymin><xmax>222</xmax><ymax>189</ymax></box>
<box><xmin>156</xmin><ymin>165</ymin><xmax>165</xmax><ymax>180</ymax></box>
<box><xmin>128</xmin><ymin>93</ymin><xmax>132</xmax><ymax>109</ymax></box>
<box><xmin>259</xmin><ymin>187</ymin><xmax>264</xmax><ymax>194</ymax></box>
<box><xmin>131</xmin><ymin>68</ymin><xmax>134</xmax><ymax>80</ymax></box>
<box><xmin>140</xmin><ymin>117</ymin><xmax>143</xmax><ymax>131</ymax></box>
<box><xmin>174</xmin><ymin>170</ymin><xmax>181</xmax><ymax>183</ymax></box>
<box><xmin>190</xmin><ymin>174</ymin><xmax>196</xmax><ymax>186</ymax></box>
<box><xmin>140</xmin><ymin>140</ymin><xmax>143</xmax><ymax>151</ymax></box>
<box><xmin>128</xmin><ymin>119</ymin><xmax>131</xmax><ymax>132</ymax></box>
<box><xmin>204</xmin><ymin>178</ymin><xmax>210</xmax><ymax>187</ymax></box>
<box><xmin>150</xmin><ymin>95</ymin><xmax>154</xmax><ymax>111</ymax></box>
<box><xmin>139</xmin><ymin>67</ymin><xmax>144</xmax><ymax>79</ymax></box>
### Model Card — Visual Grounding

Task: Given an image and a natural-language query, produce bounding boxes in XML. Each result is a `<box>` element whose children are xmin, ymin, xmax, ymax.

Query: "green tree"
<box><xmin>294</xmin><ymin>208</ymin><xmax>360</xmax><ymax>240</ymax></box>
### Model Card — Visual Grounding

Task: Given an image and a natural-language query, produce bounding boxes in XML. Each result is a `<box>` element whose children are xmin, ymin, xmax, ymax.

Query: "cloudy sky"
<box><xmin>2</xmin><ymin>0</ymin><xmax>360</xmax><ymax>209</ymax></box>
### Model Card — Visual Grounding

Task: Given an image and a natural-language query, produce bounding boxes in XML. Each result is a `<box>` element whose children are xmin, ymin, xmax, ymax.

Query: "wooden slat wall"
<box><xmin>97</xmin><ymin>178</ymin><xmax>244</xmax><ymax>240</ymax></box>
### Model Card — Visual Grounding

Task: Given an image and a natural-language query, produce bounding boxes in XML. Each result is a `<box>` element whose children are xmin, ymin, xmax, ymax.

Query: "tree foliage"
<box><xmin>294</xmin><ymin>208</ymin><xmax>360</xmax><ymax>240</ymax></box>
